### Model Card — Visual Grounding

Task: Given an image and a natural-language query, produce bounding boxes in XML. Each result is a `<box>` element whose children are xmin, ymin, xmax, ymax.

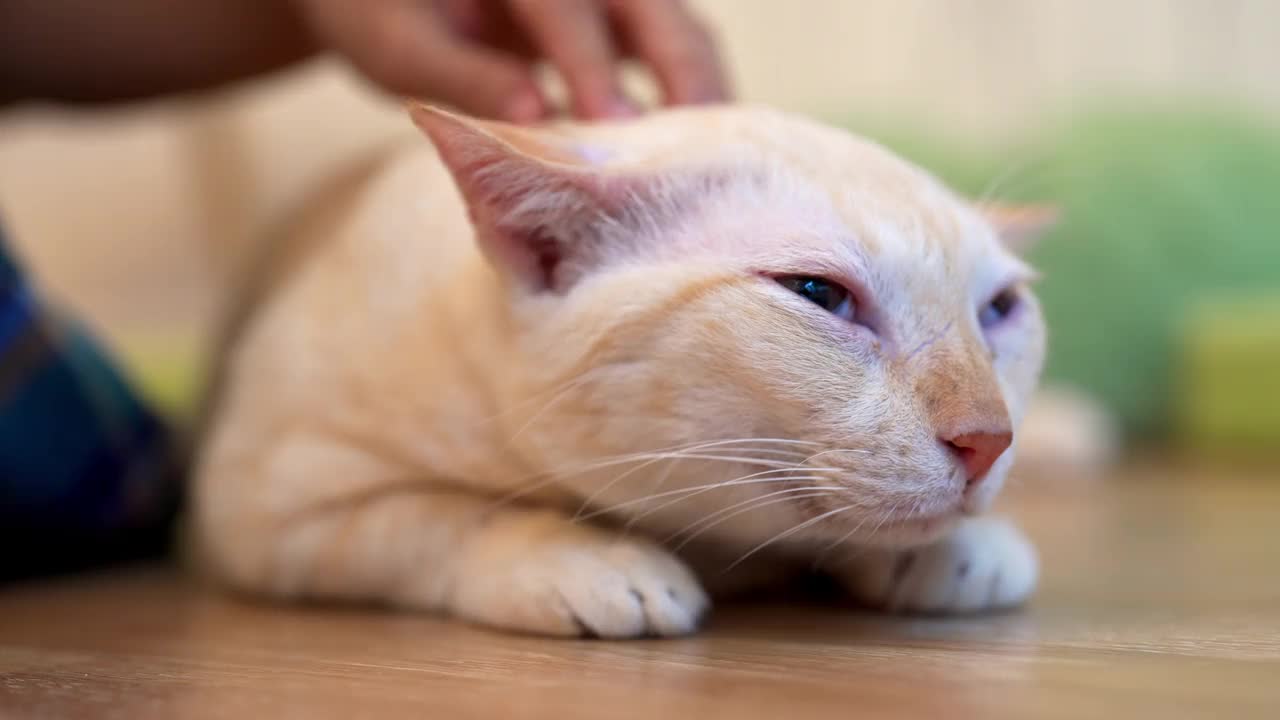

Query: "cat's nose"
<box><xmin>942</xmin><ymin>429</ymin><xmax>1013</xmax><ymax>489</ymax></box>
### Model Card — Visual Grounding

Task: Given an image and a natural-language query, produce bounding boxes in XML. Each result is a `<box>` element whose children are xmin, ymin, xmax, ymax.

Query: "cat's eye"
<box><xmin>979</xmin><ymin>286</ymin><xmax>1021</xmax><ymax>328</ymax></box>
<box><xmin>777</xmin><ymin>276</ymin><xmax>855</xmax><ymax>321</ymax></box>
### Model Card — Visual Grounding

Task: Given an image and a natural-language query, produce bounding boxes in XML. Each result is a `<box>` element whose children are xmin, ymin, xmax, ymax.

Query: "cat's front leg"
<box><xmin>198</xmin><ymin>449</ymin><xmax>708</xmax><ymax>637</ymax></box>
<box><xmin>445</xmin><ymin>508</ymin><xmax>709</xmax><ymax>637</ymax></box>
<box><xmin>830</xmin><ymin>517</ymin><xmax>1038</xmax><ymax>614</ymax></box>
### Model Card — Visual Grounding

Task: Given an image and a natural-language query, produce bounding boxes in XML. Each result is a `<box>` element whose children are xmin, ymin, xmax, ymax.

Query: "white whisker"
<box><xmin>484</xmin><ymin>438</ymin><xmax>824</xmax><ymax>511</ymax></box>
<box><xmin>616</xmin><ymin>461</ymin><xmax>841</xmax><ymax>526</ymax></box>
<box><xmin>572</xmin><ymin>439</ymin><xmax>821</xmax><ymax>521</ymax></box>
<box><xmin>976</xmin><ymin>155</ymin><xmax>1043</xmax><ymax>207</ymax></box>
<box><xmin>814</xmin><ymin>496</ymin><xmax>922</xmax><ymax>569</ymax></box>
<box><xmin>800</xmin><ymin>448</ymin><xmax>872</xmax><ymax>463</ymax></box>
<box><xmin>810</xmin><ymin>510</ymin><xmax>879</xmax><ymax>569</ymax></box>
<box><xmin>624</xmin><ymin>456</ymin><xmax>682</xmax><ymax>535</ymax></box>
<box><xmin>668</xmin><ymin>488</ymin><xmax>837</xmax><ymax>550</ymax></box>
<box><xmin>865</xmin><ymin>497</ymin><xmax>909</xmax><ymax>538</ymax></box>
<box><xmin>502</xmin><ymin>375</ymin><xmax>597</xmax><ymax>446</ymax></box>
<box><xmin>724</xmin><ymin>504</ymin><xmax>860</xmax><ymax>573</ymax></box>
<box><xmin>477</xmin><ymin>371</ymin><xmax>597</xmax><ymax>426</ymax></box>
<box><xmin>575</xmin><ymin>472</ymin><xmax>843</xmax><ymax>522</ymax></box>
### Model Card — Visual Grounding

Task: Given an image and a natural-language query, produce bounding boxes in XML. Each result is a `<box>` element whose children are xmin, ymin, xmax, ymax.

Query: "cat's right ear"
<box><xmin>409</xmin><ymin>103</ymin><xmax>633</xmax><ymax>293</ymax></box>
<box><xmin>978</xmin><ymin>203</ymin><xmax>1059</xmax><ymax>255</ymax></box>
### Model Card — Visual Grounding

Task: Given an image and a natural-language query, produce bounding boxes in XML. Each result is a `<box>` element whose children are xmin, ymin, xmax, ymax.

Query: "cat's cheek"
<box><xmin>981</xmin><ymin>311</ymin><xmax>1024</xmax><ymax>346</ymax></box>
<box><xmin>798</xmin><ymin>314</ymin><xmax>882</xmax><ymax>356</ymax></box>
<box><xmin>983</xmin><ymin>312</ymin><xmax>1039</xmax><ymax>365</ymax></box>
<box><xmin>836</xmin><ymin>325</ymin><xmax>882</xmax><ymax>355</ymax></box>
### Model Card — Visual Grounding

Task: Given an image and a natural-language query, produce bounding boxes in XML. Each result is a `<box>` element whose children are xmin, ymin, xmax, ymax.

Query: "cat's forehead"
<box><xmin>573</xmin><ymin>106</ymin><xmax>1018</xmax><ymax>294</ymax></box>
<box><xmin>581</xmin><ymin>105</ymin><xmax>994</xmax><ymax>249</ymax></box>
<box><xmin>574</xmin><ymin>105</ymin><xmax>923</xmax><ymax>176</ymax></box>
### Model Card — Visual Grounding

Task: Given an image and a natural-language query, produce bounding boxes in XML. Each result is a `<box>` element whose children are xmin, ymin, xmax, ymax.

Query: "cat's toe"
<box><xmin>553</xmin><ymin>541</ymin><xmax>709</xmax><ymax>638</ymax></box>
<box><xmin>451</xmin><ymin>531</ymin><xmax>709</xmax><ymax>638</ymax></box>
<box><xmin>839</xmin><ymin>516</ymin><xmax>1038</xmax><ymax>615</ymax></box>
<box><xmin>614</xmin><ymin>544</ymin><xmax>711</xmax><ymax>636</ymax></box>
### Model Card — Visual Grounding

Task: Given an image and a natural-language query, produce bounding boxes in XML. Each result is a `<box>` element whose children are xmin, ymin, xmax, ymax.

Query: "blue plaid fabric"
<box><xmin>0</xmin><ymin>224</ymin><xmax>178</xmax><ymax>581</ymax></box>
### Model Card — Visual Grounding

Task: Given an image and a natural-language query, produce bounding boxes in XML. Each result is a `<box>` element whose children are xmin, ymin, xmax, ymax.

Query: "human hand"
<box><xmin>291</xmin><ymin>0</ymin><xmax>730</xmax><ymax>122</ymax></box>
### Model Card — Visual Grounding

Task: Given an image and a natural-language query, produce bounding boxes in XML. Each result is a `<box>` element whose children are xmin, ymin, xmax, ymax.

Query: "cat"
<box><xmin>193</xmin><ymin>103</ymin><xmax>1051</xmax><ymax>638</ymax></box>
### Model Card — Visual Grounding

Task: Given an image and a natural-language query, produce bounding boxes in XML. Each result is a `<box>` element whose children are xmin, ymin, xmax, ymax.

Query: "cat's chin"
<box><xmin>859</xmin><ymin>511</ymin><xmax>962</xmax><ymax>548</ymax></box>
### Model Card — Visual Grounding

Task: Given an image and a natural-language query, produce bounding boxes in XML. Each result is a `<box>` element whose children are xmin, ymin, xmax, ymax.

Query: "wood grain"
<box><xmin>2</xmin><ymin>461</ymin><xmax>1277</xmax><ymax>719</ymax></box>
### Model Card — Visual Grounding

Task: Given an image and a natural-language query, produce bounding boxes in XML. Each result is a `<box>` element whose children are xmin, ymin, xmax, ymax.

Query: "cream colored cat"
<box><xmin>194</xmin><ymin>103</ymin><xmax>1049</xmax><ymax>638</ymax></box>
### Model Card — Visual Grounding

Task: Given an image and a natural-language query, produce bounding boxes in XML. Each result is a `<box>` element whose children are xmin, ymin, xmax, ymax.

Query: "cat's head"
<box><xmin>412</xmin><ymin>104</ymin><xmax>1051</xmax><ymax>549</ymax></box>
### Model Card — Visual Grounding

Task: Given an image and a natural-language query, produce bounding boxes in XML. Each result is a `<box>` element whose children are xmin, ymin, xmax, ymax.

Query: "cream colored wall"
<box><xmin>715</xmin><ymin>0</ymin><xmax>1280</xmax><ymax>132</ymax></box>
<box><xmin>1</xmin><ymin>0</ymin><xmax>1277</xmax><ymax>350</ymax></box>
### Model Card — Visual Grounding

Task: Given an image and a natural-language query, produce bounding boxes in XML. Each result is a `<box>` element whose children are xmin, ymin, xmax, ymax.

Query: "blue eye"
<box><xmin>778</xmin><ymin>276</ymin><xmax>855</xmax><ymax>321</ymax></box>
<box><xmin>979</xmin><ymin>287</ymin><xmax>1021</xmax><ymax>328</ymax></box>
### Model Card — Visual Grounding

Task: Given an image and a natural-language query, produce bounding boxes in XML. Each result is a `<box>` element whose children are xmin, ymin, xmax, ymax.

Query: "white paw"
<box><xmin>839</xmin><ymin>517</ymin><xmax>1038</xmax><ymax>614</ymax></box>
<box><xmin>450</xmin><ymin>528</ymin><xmax>709</xmax><ymax>638</ymax></box>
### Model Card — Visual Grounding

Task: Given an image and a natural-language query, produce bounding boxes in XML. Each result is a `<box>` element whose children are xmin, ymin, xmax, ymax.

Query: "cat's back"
<box><xmin>198</xmin><ymin>138</ymin><xmax>479</xmax><ymax>435</ymax></box>
<box><xmin>235</xmin><ymin>138</ymin><xmax>470</xmax><ymax>329</ymax></box>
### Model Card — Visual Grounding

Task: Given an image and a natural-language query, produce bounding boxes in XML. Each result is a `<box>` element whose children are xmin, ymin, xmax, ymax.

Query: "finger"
<box><xmin>610</xmin><ymin>0</ymin><xmax>730</xmax><ymax>105</ymax></box>
<box><xmin>406</xmin><ymin>40</ymin><xmax>548</xmax><ymax>123</ymax></box>
<box><xmin>507</xmin><ymin>0</ymin><xmax>634</xmax><ymax>119</ymax></box>
<box><xmin>347</xmin><ymin>7</ymin><xmax>548</xmax><ymax>123</ymax></box>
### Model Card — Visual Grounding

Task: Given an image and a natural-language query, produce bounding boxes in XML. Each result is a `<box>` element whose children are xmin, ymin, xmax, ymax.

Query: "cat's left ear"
<box><xmin>977</xmin><ymin>203</ymin><xmax>1059</xmax><ymax>254</ymax></box>
<box><xmin>408</xmin><ymin>102</ymin><xmax>646</xmax><ymax>293</ymax></box>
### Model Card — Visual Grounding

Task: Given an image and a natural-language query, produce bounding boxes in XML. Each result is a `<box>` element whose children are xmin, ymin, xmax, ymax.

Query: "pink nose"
<box><xmin>942</xmin><ymin>430</ymin><xmax>1013</xmax><ymax>488</ymax></box>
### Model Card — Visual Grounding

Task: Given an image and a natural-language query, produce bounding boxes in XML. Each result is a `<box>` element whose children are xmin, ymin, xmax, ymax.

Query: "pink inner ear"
<box><xmin>408</xmin><ymin>103</ymin><xmax>725</xmax><ymax>293</ymax></box>
<box><xmin>410</xmin><ymin>104</ymin><xmax>617</xmax><ymax>292</ymax></box>
<box><xmin>463</xmin><ymin>166</ymin><xmax>619</xmax><ymax>293</ymax></box>
<box><xmin>522</xmin><ymin>227</ymin><xmax>564</xmax><ymax>291</ymax></box>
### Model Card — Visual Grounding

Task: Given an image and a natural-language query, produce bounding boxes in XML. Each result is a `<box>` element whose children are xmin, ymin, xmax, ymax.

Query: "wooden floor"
<box><xmin>2</xmin><ymin>461</ymin><xmax>1278</xmax><ymax>719</ymax></box>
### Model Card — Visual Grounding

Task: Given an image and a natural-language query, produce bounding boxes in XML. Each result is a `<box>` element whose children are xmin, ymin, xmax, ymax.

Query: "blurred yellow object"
<box><xmin>115</xmin><ymin>332</ymin><xmax>204</xmax><ymax>421</ymax></box>
<box><xmin>1176</xmin><ymin>294</ymin><xmax>1280</xmax><ymax>456</ymax></box>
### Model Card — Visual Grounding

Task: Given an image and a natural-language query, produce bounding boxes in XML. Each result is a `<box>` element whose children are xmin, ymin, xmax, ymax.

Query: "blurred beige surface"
<box><xmin>1</xmin><ymin>0</ymin><xmax>1278</xmax><ymax>351</ymax></box>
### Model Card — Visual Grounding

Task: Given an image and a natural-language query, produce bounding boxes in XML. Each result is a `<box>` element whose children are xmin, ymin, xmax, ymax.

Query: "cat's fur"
<box><xmin>194</xmin><ymin>104</ymin><xmax>1047</xmax><ymax>637</ymax></box>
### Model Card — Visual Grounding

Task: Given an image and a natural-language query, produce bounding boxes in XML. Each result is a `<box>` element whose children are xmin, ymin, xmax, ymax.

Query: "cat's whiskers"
<box><xmin>724</xmin><ymin>504</ymin><xmax>860</xmax><ymax>573</ymax></box>
<box><xmin>500</xmin><ymin>373</ymin><xmax>601</xmax><ymax>446</ymax></box>
<box><xmin>603</xmin><ymin>461</ymin><xmax>840</xmax><ymax>527</ymax></box>
<box><xmin>497</xmin><ymin>400</ymin><xmax>871</xmax><ymax>527</ymax></box>
<box><xmin>623</xmin><ymin>455</ymin><xmax>682</xmax><ymax>534</ymax></box>
<box><xmin>475</xmin><ymin>371</ymin><xmax>598</xmax><ymax>426</ymax></box>
<box><xmin>613</xmin><ymin>448</ymin><xmax>838</xmax><ymax>538</ymax></box>
<box><xmin>976</xmin><ymin>154</ymin><xmax>1055</xmax><ymax>207</ymax></box>
<box><xmin>980</xmin><ymin>151</ymin><xmax>1145</xmax><ymax>213</ymax></box>
<box><xmin>868</xmin><ymin>497</ymin><xmax>910</xmax><ymax>537</ymax></box>
<box><xmin>525</xmin><ymin>437</ymin><xmax>814</xmax><ymax>482</ymax></box>
<box><xmin>798</xmin><ymin>448</ymin><xmax>872</xmax><ymax>464</ymax></box>
<box><xmin>483</xmin><ymin>438</ymin><xmax>821</xmax><ymax>512</ymax></box>
<box><xmin>666</xmin><ymin>487</ymin><xmax>839</xmax><ymax>550</ymax></box>
<box><xmin>574</xmin><ymin>472</ymin><xmax>844</xmax><ymax>523</ymax></box>
<box><xmin>810</xmin><ymin>506</ymin><xmax>882</xmax><ymax>569</ymax></box>
<box><xmin>906</xmin><ymin>496</ymin><xmax>931</xmax><ymax>520</ymax></box>
<box><xmin>619</xmin><ymin>444</ymin><xmax>820</xmax><ymax>535</ymax></box>
<box><xmin>618</xmin><ymin>446</ymin><xmax>891</xmax><ymax>554</ymax></box>
<box><xmin>811</xmin><ymin>496</ymin><xmax>912</xmax><ymax>570</ymax></box>
<box><xmin>569</xmin><ymin>441</ymin><xmax>817</xmax><ymax>521</ymax></box>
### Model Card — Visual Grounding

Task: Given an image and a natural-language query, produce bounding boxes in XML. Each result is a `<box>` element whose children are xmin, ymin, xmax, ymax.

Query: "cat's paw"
<box><xmin>449</xmin><ymin>522</ymin><xmax>709</xmax><ymax>638</ymax></box>
<box><xmin>836</xmin><ymin>517</ymin><xmax>1038</xmax><ymax>615</ymax></box>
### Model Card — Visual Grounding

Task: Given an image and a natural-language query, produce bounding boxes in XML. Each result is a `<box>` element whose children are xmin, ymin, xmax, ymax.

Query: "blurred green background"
<box><xmin>849</xmin><ymin>107</ymin><xmax>1280</xmax><ymax>450</ymax></box>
